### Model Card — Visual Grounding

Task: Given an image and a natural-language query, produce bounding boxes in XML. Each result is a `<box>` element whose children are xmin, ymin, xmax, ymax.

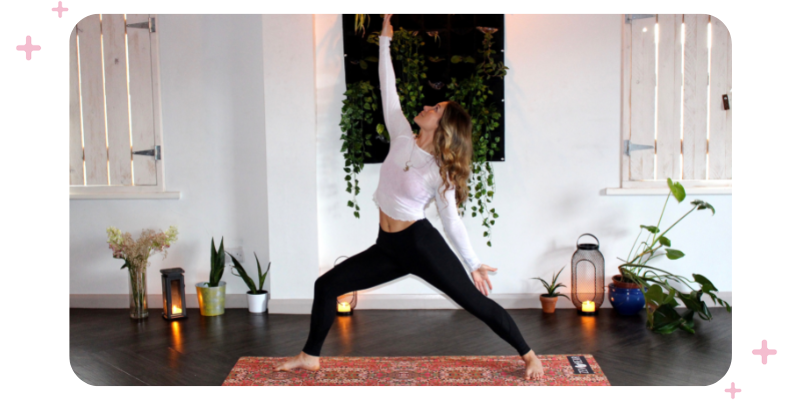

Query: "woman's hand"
<box><xmin>471</xmin><ymin>264</ymin><xmax>497</xmax><ymax>296</ymax></box>
<box><xmin>381</xmin><ymin>14</ymin><xmax>393</xmax><ymax>39</ymax></box>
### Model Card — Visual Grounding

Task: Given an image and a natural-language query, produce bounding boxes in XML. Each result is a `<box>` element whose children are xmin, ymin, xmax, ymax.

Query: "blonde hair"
<box><xmin>431</xmin><ymin>101</ymin><xmax>473</xmax><ymax>209</ymax></box>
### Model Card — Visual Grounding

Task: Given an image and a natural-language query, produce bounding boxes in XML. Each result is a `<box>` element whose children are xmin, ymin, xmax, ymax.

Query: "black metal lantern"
<box><xmin>571</xmin><ymin>234</ymin><xmax>605</xmax><ymax>316</ymax></box>
<box><xmin>333</xmin><ymin>256</ymin><xmax>358</xmax><ymax>316</ymax></box>
<box><xmin>160</xmin><ymin>268</ymin><xmax>187</xmax><ymax>320</ymax></box>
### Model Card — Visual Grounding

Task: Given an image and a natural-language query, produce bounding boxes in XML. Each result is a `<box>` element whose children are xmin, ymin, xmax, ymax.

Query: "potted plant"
<box><xmin>106</xmin><ymin>226</ymin><xmax>179</xmax><ymax>319</ymax></box>
<box><xmin>196</xmin><ymin>237</ymin><xmax>227</xmax><ymax>316</ymax></box>
<box><xmin>532</xmin><ymin>266</ymin><xmax>571</xmax><ymax>313</ymax></box>
<box><xmin>228</xmin><ymin>252</ymin><xmax>271</xmax><ymax>313</ymax></box>
<box><xmin>610</xmin><ymin>178</ymin><xmax>731</xmax><ymax>333</ymax></box>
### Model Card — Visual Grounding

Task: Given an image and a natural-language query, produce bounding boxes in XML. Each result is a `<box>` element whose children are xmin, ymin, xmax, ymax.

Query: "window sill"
<box><xmin>70</xmin><ymin>191</ymin><xmax>181</xmax><ymax>200</ymax></box>
<box><xmin>605</xmin><ymin>187</ymin><xmax>731</xmax><ymax>196</ymax></box>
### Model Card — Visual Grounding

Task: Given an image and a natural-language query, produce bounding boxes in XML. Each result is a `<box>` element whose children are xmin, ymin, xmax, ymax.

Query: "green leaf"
<box><xmin>644</xmin><ymin>284</ymin><xmax>665</xmax><ymax>305</ymax></box>
<box><xmin>376</xmin><ymin>124</ymin><xmax>385</xmax><ymax>134</ymax></box>
<box><xmin>229</xmin><ymin>252</ymin><xmax>257</xmax><ymax>293</ymax></box>
<box><xmin>651</xmin><ymin>304</ymin><xmax>684</xmax><ymax>334</ymax></box>
<box><xmin>641</xmin><ymin>225</ymin><xmax>660</xmax><ymax>234</ymax></box>
<box><xmin>693</xmin><ymin>273</ymin><xmax>719</xmax><ymax>292</ymax></box>
<box><xmin>255</xmin><ymin>253</ymin><xmax>269</xmax><ymax>291</ymax></box>
<box><xmin>665</xmin><ymin>249</ymin><xmax>685</xmax><ymax>260</ymax></box>
<box><xmin>667</xmin><ymin>178</ymin><xmax>686</xmax><ymax>203</ymax></box>
<box><xmin>658</xmin><ymin>236</ymin><xmax>671</xmax><ymax>247</ymax></box>
<box><xmin>677</xmin><ymin>292</ymin><xmax>702</xmax><ymax>314</ymax></box>
<box><xmin>691</xmin><ymin>199</ymin><xmax>716</xmax><ymax>216</ymax></box>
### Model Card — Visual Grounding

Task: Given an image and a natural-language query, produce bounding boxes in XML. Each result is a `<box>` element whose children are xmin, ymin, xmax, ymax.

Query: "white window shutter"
<box><xmin>76</xmin><ymin>15</ymin><xmax>108</xmax><ymax>185</ymax></box>
<box><xmin>708</xmin><ymin>15</ymin><xmax>732</xmax><ymax>180</ymax></box>
<box><xmin>620</xmin><ymin>14</ymin><xmax>732</xmax><ymax>192</ymax></box>
<box><xmin>126</xmin><ymin>14</ymin><xmax>159</xmax><ymax>186</ymax></box>
<box><xmin>69</xmin><ymin>14</ymin><xmax>161</xmax><ymax>190</ymax></box>
<box><xmin>69</xmin><ymin>25</ymin><xmax>83</xmax><ymax>185</ymax></box>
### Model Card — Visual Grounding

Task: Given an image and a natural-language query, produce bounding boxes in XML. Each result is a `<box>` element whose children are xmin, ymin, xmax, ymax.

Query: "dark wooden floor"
<box><xmin>70</xmin><ymin>307</ymin><xmax>731</xmax><ymax>386</ymax></box>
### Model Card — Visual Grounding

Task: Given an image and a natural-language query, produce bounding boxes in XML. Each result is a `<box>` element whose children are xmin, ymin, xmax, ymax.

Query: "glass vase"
<box><xmin>128</xmin><ymin>267</ymin><xmax>149</xmax><ymax>319</ymax></box>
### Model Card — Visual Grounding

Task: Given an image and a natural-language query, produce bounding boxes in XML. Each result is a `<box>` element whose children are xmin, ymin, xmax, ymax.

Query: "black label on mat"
<box><xmin>567</xmin><ymin>355</ymin><xmax>594</xmax><ymax>374</ymax></box>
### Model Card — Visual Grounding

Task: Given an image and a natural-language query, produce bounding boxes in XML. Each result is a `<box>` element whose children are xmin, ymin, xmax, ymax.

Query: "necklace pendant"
<box><xmin>403</xmin><ymin>164</ymin><xmax>409</xmax><ymax>172</ymax></box>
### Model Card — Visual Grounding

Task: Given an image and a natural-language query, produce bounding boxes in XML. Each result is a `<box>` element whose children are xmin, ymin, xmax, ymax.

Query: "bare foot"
<box><xmin>274</xmin><ymin>351</ymin><xmax>320</xmax><ymax>372</ymax></box>
<box><xmin>521</xmin><ymin>350</ymin><xmax>544</xmax><ymax>380</ymax></box>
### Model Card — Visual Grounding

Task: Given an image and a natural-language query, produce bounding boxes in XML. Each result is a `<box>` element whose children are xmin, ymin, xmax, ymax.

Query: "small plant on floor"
<box><xmin>617</xmin><ymin>178</ymin><xmax>731</xmax><ymax>334</ymax></box>
<box><xmin>228</xmin><ymin>252</ymin><xmax>271</xmax><ymax>294</ymax></box>
<box><xmin>532</xmin><ymin>266</ymin><xmax>570</xmax><ymax>299</ymax></box>
<box><xmin>532</xmin><ymin>265</ymin><xmax>570</xmax><ymax>313</ymax></box>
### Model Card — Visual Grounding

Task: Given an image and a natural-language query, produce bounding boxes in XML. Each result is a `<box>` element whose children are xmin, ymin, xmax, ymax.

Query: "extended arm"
<box><xmin>379</xmin><ymin>35</ymin><xmax>414</xmax><ymax>140</ymax></box>
<box><xmin>434</xmin><ymin>181</ymin><xmax>482</xmax><ymax>272</ymax></box>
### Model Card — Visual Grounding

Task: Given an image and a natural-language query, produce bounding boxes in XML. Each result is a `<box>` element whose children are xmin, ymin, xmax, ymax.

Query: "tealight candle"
<box><xmin>581</xmin><ymin>300</ymin><xmax>595</xmax><ymax>313</ymax></box>
<box><xmin>172</xmin><ymin>305</ymin><xmax>182</xmax><ymax>314</ymax></box>
<box><xmin>337</xmin><ymin>302</ymin><xmax>351</xmax><ymax>313</ymax></box>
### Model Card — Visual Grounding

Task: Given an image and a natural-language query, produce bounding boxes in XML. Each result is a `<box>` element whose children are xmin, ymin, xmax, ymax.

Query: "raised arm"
<box><xmin>434</xmin><ymin>179</ymin><xmax>483</xmax><ymax>272</ymax></box>
<box><xmin>379</xmin><ymin>33</ymin><xmax>414</xmax><ymax>140</ymax></box>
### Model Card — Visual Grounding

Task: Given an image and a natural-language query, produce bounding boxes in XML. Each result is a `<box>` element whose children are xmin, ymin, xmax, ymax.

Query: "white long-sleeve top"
<box><xmin>372</xmin><ymin>35</ymin><xmax>483</xmax><ymax>273</ymax></box>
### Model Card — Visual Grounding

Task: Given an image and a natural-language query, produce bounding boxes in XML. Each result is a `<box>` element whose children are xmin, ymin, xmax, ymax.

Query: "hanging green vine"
<box><xmin>392</xmin><ymin>27</ymin><xmax>429</xmax><ymax>126</ymax></box>
<box><xmin>339</xmin><ymin>80</ymin><xmax>378</xmax><ymax>218</ymax></box>
<box><xmin>445</xmin><ymin>29</ymin><xmax>508</xmax><ymax>247</ymax></box>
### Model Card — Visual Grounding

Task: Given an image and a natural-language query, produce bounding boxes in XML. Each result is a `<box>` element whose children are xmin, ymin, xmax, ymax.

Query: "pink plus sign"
<box><xmin>16</xmin><ymin>36</ymin><xmax>41</xmax><ymax>60</ymax></box>
<box><xmin>752</xmin><ymin>339</ymin><xmax>777</xmax><ymax>364</ymax></box>
<box><xmin>725</xmin><ymin>382</ymin><xmax>741</xmax><ymax>399</ymax></box>
<box><xmin>52</xmin><ymin>2</ymin><xmax>68</xmax><ymax>18</ymax></box>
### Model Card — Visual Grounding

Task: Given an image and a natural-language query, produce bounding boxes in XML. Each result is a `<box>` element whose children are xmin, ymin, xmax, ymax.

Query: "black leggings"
<box><xmin>301</xmin><ymin>218</ymin><xmax>531</xmax><ymax>357</ymax></box>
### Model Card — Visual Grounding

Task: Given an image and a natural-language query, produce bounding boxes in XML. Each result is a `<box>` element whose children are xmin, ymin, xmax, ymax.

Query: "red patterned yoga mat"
<box><xmin>222</xmin><ymin>354</ymin><xmax>610</xmax><ymax>386</ymax></box>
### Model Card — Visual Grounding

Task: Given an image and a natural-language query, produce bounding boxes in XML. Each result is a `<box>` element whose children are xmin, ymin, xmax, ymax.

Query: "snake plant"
<box><xmin>208</xmin><ymin>237</ymin><xmax>225</xmax><ymax>287</ymax></box>
<box><xmin>228</xmin><ymin>252</ymin><xmax>270</xmax><ymax>294</ymax></box>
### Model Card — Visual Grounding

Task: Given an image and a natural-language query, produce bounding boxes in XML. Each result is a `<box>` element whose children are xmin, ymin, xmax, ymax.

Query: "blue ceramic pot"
<box><xmin>608</xmin><ymin>281</ymin><xmax>647</xmax><ymax>315</ymax></box>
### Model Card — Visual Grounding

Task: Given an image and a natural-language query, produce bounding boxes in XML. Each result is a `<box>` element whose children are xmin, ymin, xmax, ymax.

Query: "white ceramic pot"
<box><xmin>247</xmin><ymin>290</ymin><xmax>268</xmax><ymax>313</ymax></box>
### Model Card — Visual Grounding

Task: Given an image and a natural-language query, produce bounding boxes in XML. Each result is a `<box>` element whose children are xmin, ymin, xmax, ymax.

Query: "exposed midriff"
<box><xmin>379</xmin><ymin>208</ymin><xmax>418</xmax><ymax>233</ymax></box>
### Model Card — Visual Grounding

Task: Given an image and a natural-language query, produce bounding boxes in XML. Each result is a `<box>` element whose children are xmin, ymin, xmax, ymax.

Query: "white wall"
<box><xmin>313</xmin><ymin>14</ymin><xmax>732</xmax><ymax>298</ymax></box>
<box><xmin>262</xmin><ymin>14</ymin><xmax>319</xmax><ymax>300</ymax></box>
<box><xmin>70</xmin><ymin>15</ymin><xmax>271</xmax><ymax>299</ymax></box>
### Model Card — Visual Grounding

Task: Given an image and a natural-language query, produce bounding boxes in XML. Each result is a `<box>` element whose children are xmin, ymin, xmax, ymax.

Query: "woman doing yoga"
<box><xmin>275</xmin><ymin>14</ymin><xmax>544</xmax><ymax>380</ymax></box>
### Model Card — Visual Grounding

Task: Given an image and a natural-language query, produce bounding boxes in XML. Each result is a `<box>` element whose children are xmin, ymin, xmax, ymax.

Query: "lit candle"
<box><xmin>172</xmin><ymin>305</ymin><xmax>182</xmax><ymax>314</ymax></box>
<box><xmin>581</xmin><ymin>301</ymin><xmax>595</xmax><ymax>313</ymax></box>
<box><xmin>337</xmin><ymin>302</ymin><xmax>351</xmax><ymax>313</ymax></box>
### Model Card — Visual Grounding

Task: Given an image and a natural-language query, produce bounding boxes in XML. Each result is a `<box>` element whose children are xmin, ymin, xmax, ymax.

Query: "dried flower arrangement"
<box><xmin>106</xmin><ymin>225</ymin><xmax>179</xmax><ymax>319</ymax></box>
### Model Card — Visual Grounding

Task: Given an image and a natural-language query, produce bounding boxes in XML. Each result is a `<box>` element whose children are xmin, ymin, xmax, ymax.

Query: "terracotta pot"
<box><xmin>540</xmin><ymin>295</ymin><xmax>559</xmax><ymax>313</ymax></box>
<box><xmin>612</xmin><ymin>274</ymin><xmax>642</xmax><ymax>290</ymax></box>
